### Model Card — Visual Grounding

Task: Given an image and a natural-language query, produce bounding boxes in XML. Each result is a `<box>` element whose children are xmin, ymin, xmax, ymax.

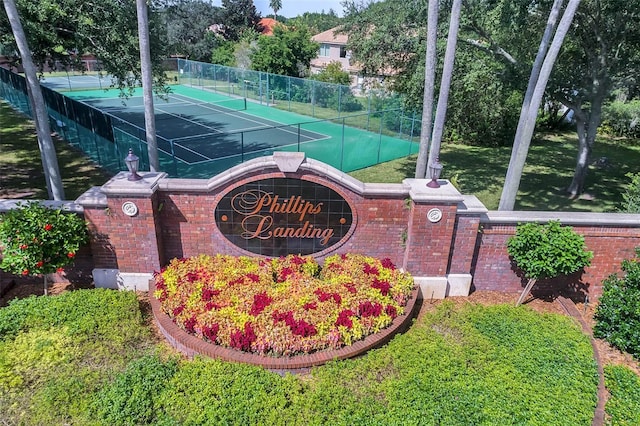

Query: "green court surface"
<box><xmin>64</xmin><ymin>85</ymin><xmax>419</xmax><ymax>176</ymax></box>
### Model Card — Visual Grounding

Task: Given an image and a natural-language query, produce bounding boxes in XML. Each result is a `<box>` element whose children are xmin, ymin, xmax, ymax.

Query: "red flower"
<box><xmin>335</xmin><ymin>309</ymin><xmax>355</xmax><ymax>329</ymax></box>
<box><xmin>67</xmin><ymin>252</ymin><xmax>75</xmax><ymax>258</ymax></box>
<box><xmin>202</xmin><ymin>324</ymin><xmax>220</xmax><ymax>341</ymax></box>
<box><xmin>343</xmin><ymin>283</ymin><xmax>357</xmax><ymax>294</ymax></box>
<box><xmin>246</xmin><ymin>273</ymin><xmax>260</xmax><ymax>282</ymax></box>
<box><xmin>363</xmin><ymin>264</ymin><xmax>379</xmax><ymax>276</ymax></box>
<box><xmin>201</xmin><ymin>288</ymin><xmax>220</xmax><ymax>302</ymax></box>
<box><xmin>230</xmin><ymin>323</ymin><xmax>257</xmax><ymax>351</ymax></box>
<box><xmin>249</xmin><ymin>292</ymin><xmax>272</xmax><ymax>316</ymax></box>
<box><xmin>36</xmin><ymin>261</ymin><xmax>44</xmax><ymax>268</ymax></box>
<box><xmin>22</xmin><ymin>269</ymin><xmax>29</xmax><ymax>276</ymax></box>
<box><xmin>381</xmin><ymin>258</ymin><xmax>396</xmax><ymax>270</ymax></box>
<box><xmin>303</xmin><ymin>302</ymin><xmax>317</xmax><ymax>310</ymax></box>
<box><xmin>273</xmin><ymin>310</ymin><xmax>294</xmax><ymax>325</ymax></box>
<box><xmin>44</xmin><ymin>224</ymin><xmax>53</xmax><ymax>231</ymax></box>
<box><xmin>205</xmin><ymin>301</ymin><xmax>221</xmax><ymax>311</ymax></box>
<box><xmin>290</xmin><ymin>319</ymin><xmax>317</xmax><ymax>337</ymax></box>
<box><xmin>385</xmin><ymin>305</ymin><xmax>398</xmax><ymax>319</ymax></box>
<box><xmin>19</xmin><ymin>244</ymin><xmax>28</xmax><ymax>250</ymax></box>
<box><xmin>172</xmin><ymin>305</ymin><xmax>185</xmax><ymax>317</ymax></box>
<box><xmin>372</xmin><ymin>278</ymin><xmax>391</xmax><ymax>296</ymax></box>
<box><xmin>183</xmin><ymin>316</ymin><xmax>197</xmax><ymax>333</ymax></box>
<box><xmin>358</xmin><ymin>301</ymin><xmax>383</xmax><ymax>317</ymax></box>
<box><xmin>56</xmin><ymin>267</ymin><xmax>64</xmax><ymax>273</ymax></box>
<box><xmin>291</xmin><ymin>255</ymin><xmax>306</xmax><ymax>265</ymax></box>
<box><xmin>278</xmin><ymin>267</ymin><xmax>294</xmax><ymax>282</ymax></box>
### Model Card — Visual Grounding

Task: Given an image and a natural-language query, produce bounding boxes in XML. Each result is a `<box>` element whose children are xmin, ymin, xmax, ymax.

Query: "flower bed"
<box><xmin>154</xmin><ymin>254</ymin><xmax>415</xmax><ymax>357</ymax></box>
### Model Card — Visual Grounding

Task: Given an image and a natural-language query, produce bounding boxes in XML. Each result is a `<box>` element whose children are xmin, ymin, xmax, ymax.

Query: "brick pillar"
<box><xmin>402</xmin><ymin>179</ymin><xmax>463</xmax><ymax>299</ymax></box>
<box><xmin>77</xmin><ymin>172</ymin><xmax>166</xmax><ymax>290</ymax></box>
<box><xmin>447</xmin><ymin>195</ymin><xmax>487</xmax><ymax>296</ymax></box>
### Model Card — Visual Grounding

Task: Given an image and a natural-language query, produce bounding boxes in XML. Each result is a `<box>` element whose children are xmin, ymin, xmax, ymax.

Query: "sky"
<box><xmin>210</xmin><ymin>1</ymin><xmax>346</xmax><ymax>18</ymax></box>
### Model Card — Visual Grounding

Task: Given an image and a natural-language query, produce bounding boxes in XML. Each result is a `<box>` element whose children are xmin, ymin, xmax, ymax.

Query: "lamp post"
<box><xmin>426</xmin><ymin>158</ymin><xmax>443</xmax><ymax>188</ymax></box>
<box><xmin>124</xmin><ymin>148</ymin><xmax>142</xmax><ymax>181</ymax></box>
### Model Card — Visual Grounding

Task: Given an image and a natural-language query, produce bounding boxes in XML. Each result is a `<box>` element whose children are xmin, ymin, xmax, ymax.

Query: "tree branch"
<box><xmin>461</xmin><ymin>38</ymin><xmax>518</xmax><ymax>64</ymax></box>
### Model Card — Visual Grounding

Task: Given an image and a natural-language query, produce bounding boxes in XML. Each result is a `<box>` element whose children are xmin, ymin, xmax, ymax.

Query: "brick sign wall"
<box><xmin>5</xmin><ymin>153</ymin><xmax>638</xmax><ymax>300</ymax></box>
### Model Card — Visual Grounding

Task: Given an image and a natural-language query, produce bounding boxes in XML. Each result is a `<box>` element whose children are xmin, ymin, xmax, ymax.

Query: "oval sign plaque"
<box><xmin>215</xmin><ymin>178</ymin><xmax>354</xmax><ymax>256</ymax></box>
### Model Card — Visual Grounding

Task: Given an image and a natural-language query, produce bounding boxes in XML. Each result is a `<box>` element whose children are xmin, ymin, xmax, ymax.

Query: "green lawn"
<box><xmin>350</xmin><ymin>132</ymin><xmax>640</xmax><ymax>212</ymax></box>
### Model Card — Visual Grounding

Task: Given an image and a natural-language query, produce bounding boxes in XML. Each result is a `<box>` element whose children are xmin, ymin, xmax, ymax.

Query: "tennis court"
<box><xmin>70</xmin><ymin>90</ymin><xmax>329</xmax><ymax>166</ymax></box>
<box><xmin>36</xmin><ymin>75</ymin><xmax>420</xmax><ymax>176</ymax></box>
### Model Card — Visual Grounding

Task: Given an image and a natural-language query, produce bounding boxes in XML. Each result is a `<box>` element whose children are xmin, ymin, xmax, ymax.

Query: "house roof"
<box><xmin>259</xmin><ymin>18</ymin><xmax>279</xmax><ymax>36</ymax></box>
<box><xmin>312</xmin><ymin>26</ymin><xmax>348</xmax><ymax>45</ymax></box>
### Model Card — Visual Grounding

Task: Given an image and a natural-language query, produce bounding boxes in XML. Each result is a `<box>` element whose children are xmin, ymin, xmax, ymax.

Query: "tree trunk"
<box><xmin>496</xmin><ymin>0</ymin><xmax>581</xmax><ymax>211</ymax></box>
<box><xmin>3</xmin><ymin>0</ymin><xmax>65</xmax><ymax>200</ymax></box>
<box><xmin>427</xmin><ymin>0</ymin><xmax>462</xmax><ymax>175</ymax></box>
<box><xmin>137</xmin><ymin>0</ymin><xmax>160</xmax><ymax>172</ymax></box>
<box><xmin>499</xmin><ymin>0</ymin><xmax>565</xmax><ymax>211</ymax></box>
<box><xmin>516</xmin><ymin>278</ymin><xmax>537</xmax><ymax>307</ymax></box>
<box><xmin>566</xmin><ymin>83</ymin><xmax>607</xmax><ymax>197</ymax></box>
<box><xmin>414</xmin><ymin>0</ymin><xmax>439</xmax><ymax>179</ymax></box>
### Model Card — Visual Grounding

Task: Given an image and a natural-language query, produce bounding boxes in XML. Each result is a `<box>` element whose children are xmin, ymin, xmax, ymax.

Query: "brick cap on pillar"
<box><xmin>101</xmin><ymin>172</ymin><xmax>167</xmax><ymax>197</ymax></box>
<box><xmin>457</xmin><ymin>195</ymin><xmax>489</xmax><ymax>215</ymax></box>
<box><xmin>403</xmin><ymin>178</ymin><xmax>464</xmax><ymax>204</ymax></box>
<box><xmin>75</xmin><ymin>186</ymin><xmax>107</xmax><ymax>208</ymax></box>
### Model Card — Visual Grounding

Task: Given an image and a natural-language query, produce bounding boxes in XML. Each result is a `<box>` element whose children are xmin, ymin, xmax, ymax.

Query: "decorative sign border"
<box><xmin>215</xmin><ymin>178</ymin><xmax>355</xmax><ymax>257</ymax></box>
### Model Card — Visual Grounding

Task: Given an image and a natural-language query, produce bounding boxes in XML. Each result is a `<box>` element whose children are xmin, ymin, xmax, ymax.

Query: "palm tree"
<box><xmin>414</xmin><ymin>0</ymin><xmax>438</xmax><ymax>179</ymax></box>
<box><xmin>426</xmin><ymin>0</ymin><xmax>462</xmax><ymax>177</ymax></box>
<box><xmin>270</xmin><ymin>0</ymin><xmax>282</xmax><ymax>21</ymax></box>
<box><xmin>136</xmin><ymin>0</ymin><xmax>160</xmax><ymax>172</ymax></box>
<box><xmin>3</xmin><ymin>0</ymin><xmax>65</xmax><ymax>200</ymax></box>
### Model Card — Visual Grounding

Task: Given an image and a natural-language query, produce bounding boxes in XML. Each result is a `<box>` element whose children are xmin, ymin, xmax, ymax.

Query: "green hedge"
<box><xmin>594</xmin><ymin>254</ymin><xmax>640</xmax><ymax>359</ymax></box>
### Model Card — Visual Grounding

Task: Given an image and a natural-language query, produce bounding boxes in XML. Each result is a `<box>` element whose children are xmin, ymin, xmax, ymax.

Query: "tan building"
<box><xmin>310</xmin><ymin>26</ymin><xmax>361</xmax><ymax>85</ymax></box>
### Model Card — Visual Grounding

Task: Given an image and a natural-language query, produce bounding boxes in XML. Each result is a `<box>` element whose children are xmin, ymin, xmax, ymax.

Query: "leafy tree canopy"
<box><xmin>287</xmin><ymin>10</ymin><xmax>342</xmax><ymax>35</ymax></box>
<box><xmin>0</xmin><ymin>0</ymin><xmax>170</xmax><ymax>94</ymax></box>
<box><xmin>250</xmin><ymin>25</ymin><xmax>318</xmax><ymax>77</ymax></box>
<box><xmin>311</xmin><ymin>61</ymin><xmax>351</xmax><ymax>86</ymax></box>
<box><xmin>219</xmin><ymin>0</ymin><xmax>262</xmax><ymax>41</ymax></box>
<box><xmin>162</xmin><ymin>0</ymin><xmax>223</xmax><ymax>62</ymax></box>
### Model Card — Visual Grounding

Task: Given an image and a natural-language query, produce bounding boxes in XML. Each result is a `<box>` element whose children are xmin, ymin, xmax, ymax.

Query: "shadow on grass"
<box><xmin>0</xmin><ymin>101</ymin><xmax>112</xmax><ymax>200</ymax></box>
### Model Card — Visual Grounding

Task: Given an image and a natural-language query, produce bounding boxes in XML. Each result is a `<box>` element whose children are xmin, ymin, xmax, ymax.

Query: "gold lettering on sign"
<box><xmin>231</xmin><ymin>190</ymin><xmax>336</xmax><ymax>246</ymax></box>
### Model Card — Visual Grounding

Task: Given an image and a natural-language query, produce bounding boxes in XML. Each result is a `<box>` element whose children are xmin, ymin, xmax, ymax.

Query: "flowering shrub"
<box><xmin>0</xmin><ymin>202</ymin><xmax>88</xmax><ymax>277</ymax></box>
<box><xmin>155</xmin><ymin>253</ymin><xmax>415</xmax><ymax>356</ymax></box>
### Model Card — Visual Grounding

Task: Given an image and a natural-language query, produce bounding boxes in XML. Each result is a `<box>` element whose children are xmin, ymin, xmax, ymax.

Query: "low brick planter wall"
<box><xmin>149</xmin><ymin>280</ymin><xmax>420</xmax><ymax>372</ymax></box>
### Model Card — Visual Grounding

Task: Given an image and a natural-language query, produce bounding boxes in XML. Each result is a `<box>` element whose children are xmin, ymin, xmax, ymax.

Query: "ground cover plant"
<box><xmin>155</xmin><ymin>253</ymin><xmax>415</xmax><ymax>356</ymax></box>
<box><xmin>0</xmin><ymin>289</ymin><xmax>157</xmax><ymax>425</ymax></box>
<box><xmin>0</xmin><ymin>291</ymin><xmax>602</xmax><ymax>425</ymax></box>
<box><xmin>604</xmin><ymin>365</ymin><xmax>640</xmax><ymax>425</ymax></box>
